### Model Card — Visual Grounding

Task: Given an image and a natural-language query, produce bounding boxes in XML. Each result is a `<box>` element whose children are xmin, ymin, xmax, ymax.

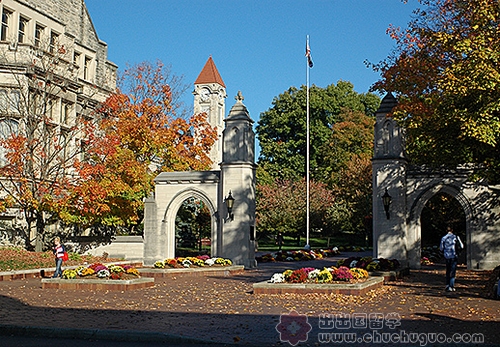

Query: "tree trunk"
<box><xmin>35</xmin><ymin>211</ymin><xmax>45</xmax><ymax>252</ymax></box>
<box><xmin>23</xmin><ymin>210</ymin><xmax>35</xmax><ymax>251</ymax></box>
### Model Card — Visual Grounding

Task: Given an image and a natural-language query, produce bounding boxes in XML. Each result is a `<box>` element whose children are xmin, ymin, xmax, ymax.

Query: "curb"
<box><xmin>0</xmin><ymin>324</ymin><xmax>238</xmax><ymax>345</ymax></box>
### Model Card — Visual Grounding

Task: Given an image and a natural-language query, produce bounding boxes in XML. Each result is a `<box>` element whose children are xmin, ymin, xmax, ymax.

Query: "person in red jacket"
<box><xmin>52</xmin><ymin>237</ymin><xmax>65</xmax><ymax>278</ymax></box>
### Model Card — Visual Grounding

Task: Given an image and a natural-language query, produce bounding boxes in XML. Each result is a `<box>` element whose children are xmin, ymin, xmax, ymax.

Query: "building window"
<box><xmin>49</xmin><ymin>31</ymin><xmax>58</xmax><ymax>53</ymax></box>
<box><xmin>34</xmin><ymin>24</ymin><xmax>44</xmax><ymax>47</ymax></box>
<box><xmin>84</xmin><ymin>56</ymin><xmax>92</xmax><ymax>80</ymax></box>
<box><xmin>0</xmin><ymin>89</ymin><xmax>20</xmax><ymax>114</ymax></box>
<box><xmin>47</xmin><ymin>98</ymin><xmax>55</xmax><ymax>121</ymax></box>
<box><xmin>0</xmin><ymin>119</ymin><xmax>19</xmax><ymax>166</ymax></box>
<box><xmin>60</xmin><ymin>102</ymin><xmax>71</xmax><ymax>125</ymax></box>
<box><xmin>60</xmin><ymin>132</ymin><xmax>69</xmax><ymax>161</ymax></box>
<box><xmin>18</xmin><ymin>16</ymin><xmax>28</xmax><ymax>43</ymax></box>
<box><xmin>1</xmin><ymin>8</ymin><xmax>12</xmax><ymax>41</ymax></box>
<box><xmin>9</xmin><ymin>90</ymin><xmax>19</xmax><ymax>113</ymax></box>
<box><xmin>0</xmin><ymin>90</ymin><xmax>7</xmax><ymax>111</ymax></box>
<box><xmin>73</xmin><ymin>51</ymin><xmax>80</xmax><ymax>71</ymax></box>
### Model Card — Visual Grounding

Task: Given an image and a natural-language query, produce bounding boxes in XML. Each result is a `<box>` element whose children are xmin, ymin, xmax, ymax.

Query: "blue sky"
<box><xmin>85</xmin><ymin>0</ymin><xmax>417</xmax><ymax>128</ymax></box>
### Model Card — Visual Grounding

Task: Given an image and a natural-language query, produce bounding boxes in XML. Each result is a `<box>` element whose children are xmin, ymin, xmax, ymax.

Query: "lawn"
<box><xmin>0</xmin><ymin>247</ymin><xmax>122</xmax><ymax>272</ymax></box>
<box><xmin>256</xmin><ymin>234</ymin><xmax>371</xmax><ymax>252</ymax></box>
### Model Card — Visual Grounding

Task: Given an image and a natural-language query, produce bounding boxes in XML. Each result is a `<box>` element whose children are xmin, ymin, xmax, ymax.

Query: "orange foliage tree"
<box><xmin>0</xmin><ymin>41</ymin><xmax>91</xmax><ymax>251</ymax></box>
<box><xmin>65</xmin><ymin>61</ymin><xmax>217</xmax><ymax>231</ymax></box>
<box><xmin>256</xmin><ymin>178</ymin><xmax>335</xmax><ymax>244</ymax></box>
<box><xmin>369</xmin><ymin>0</ymin><xmax>500</xmax><ymax>182</ymax></box>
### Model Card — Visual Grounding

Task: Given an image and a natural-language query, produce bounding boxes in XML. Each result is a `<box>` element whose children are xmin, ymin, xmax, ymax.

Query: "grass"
<box><xmin>256</xmin><ymin>234</ymin><xmax>371</xmax><ymax>252</ymax></box>
<box><xmin>0</xmin><ymin>247</ymin><xmax>123</xmax><ymax>272</ymax></box>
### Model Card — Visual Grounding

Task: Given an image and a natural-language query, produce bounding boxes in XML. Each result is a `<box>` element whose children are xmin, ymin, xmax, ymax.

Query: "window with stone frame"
<box><xmin>34</xmin><ymin>23</ymin><xmax>44</xmax><ymax>47</ymax></box>
<box><xmin>18</xmin><ymin>16</ymin><xmax>29</xmax><ymax>44</ymax></box>
<box><xmin>83</xmin><ymin>56</ymin><xmax>92</xmax><ymax>80</ymax></box>
<box><xmin>49</xmin><ymin>31</ymin><xmax>59</xmax><ymax>54</ymax></box>
<box><xmin>1</xmin><ymin>7</ymin><xmax>13</xmax><ymax>42</ymax></box>
<box><xmin>47</xmin><ymin>97</ymin><xmax>58</xmax><ymax>122</ymax></box>
<box><xmin>0</xmin><ymin>89</ymin><xmax>20</xmax><ymax>114</ymax></box>
<box><xmin>73</xmin><ymin>51</ymin><xmax>80</xmax><ymax>70</ymax></box>
<box><xmin>60</xmin><ymin>101</ymin><xmax>72</xmax><ymax>125</ymax></box>
<box><xmin>0</xmin><ymin>119</ymin><xmax>19</xmax><ymax>166</ymax></box>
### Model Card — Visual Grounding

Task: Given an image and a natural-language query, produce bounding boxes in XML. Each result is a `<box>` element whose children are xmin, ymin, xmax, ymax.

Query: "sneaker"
<box><xmin>445</xmin><ymin>286</ymin><xmax>453</xmax><ymax>292</ymax></box>
<box><xmin>451</xmin><ymin>287</ymin><xmax>456</xmax><ymax>291</ymax></box>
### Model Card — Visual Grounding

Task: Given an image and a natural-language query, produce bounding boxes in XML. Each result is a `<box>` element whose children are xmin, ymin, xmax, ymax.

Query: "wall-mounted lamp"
<box><xmin>382</xmin><ymin>188</ymin><xmax>392</xmax><ymax>220</ymax></box>
<box><xmin>225</xmin><ymin>191</ymin><xmax>235</xmax><ymax>221</ymax></box>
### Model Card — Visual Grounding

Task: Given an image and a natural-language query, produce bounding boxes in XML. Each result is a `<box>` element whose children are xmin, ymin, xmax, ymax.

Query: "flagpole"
<box><xmin>305</xmin><ymin>35</ymin><xmax>311</xmax><ymax>249</ymax></box>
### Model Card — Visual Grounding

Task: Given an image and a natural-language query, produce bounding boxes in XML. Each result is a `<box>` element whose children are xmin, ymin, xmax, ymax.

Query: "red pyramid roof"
<box><xmin>194</xmin><ymin>56</ymin><xmax>225</xmax><ymax>88</ymax></box>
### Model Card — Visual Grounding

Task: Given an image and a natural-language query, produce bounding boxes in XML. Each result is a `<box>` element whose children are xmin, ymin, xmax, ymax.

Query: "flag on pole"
<box><xmin>305</xmin><ymin>40</ymin><xmax>313</xmax><ymax>68</ymax></box>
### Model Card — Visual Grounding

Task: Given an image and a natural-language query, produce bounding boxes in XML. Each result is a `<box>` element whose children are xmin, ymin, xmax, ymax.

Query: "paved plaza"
<box><xmin>0</xmin><ymin>253</ymin><xmax>498</xmax><ymax>346</ymax></box>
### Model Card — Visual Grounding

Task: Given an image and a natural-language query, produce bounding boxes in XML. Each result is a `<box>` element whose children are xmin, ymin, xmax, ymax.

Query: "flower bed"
<box><xmin>256</xmin><ymin>248</ymin><xmax>340</xmax><ymax>263</ymax></box>
<box><xmin>153</xmin><ymin>256</ymin><xmax>233</xmax><ymax>269</ymax></box>
<box><xmin>268</xmin><ymin>266</ymin><xmax>369</xmax><ymax>284</ymax></box>
<box><xmin>335</xmin><ymin>256</ymin><xmax>409</xmax><ymax>281</ymax></box>
<box><xmin>336</xmin><ymin>256</ymin><xmax>400</xmax><ymax>272</ymax></box>
<box><xmin>62</xmin><ymin>263</ymin><xmax>141</xmax><ymax>280</ymax></box>
<box><xmin>255</xmin><ymin>266</ymin><xmax>383</xmax><ymax>295</ymax></box>
<box><xmin>0</xmin><ymin>247</ymin><xmax>122</xmax><ymax>272</ymax></box>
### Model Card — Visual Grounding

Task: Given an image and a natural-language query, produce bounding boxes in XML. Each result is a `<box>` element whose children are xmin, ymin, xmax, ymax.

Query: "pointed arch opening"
<box><xmin>408</xmin><ymin>184</ymin><xmax>473</xmax><ymax>269</ymax></box>
<box><xmin>163</xmin><ymin>188</ymin><xmax>218</xmax><ymax>259</ymax></box>
<box><xmin>421</xmin><ymin>192</ymin><xmax>466</xmax><ymax>265</ymax></box>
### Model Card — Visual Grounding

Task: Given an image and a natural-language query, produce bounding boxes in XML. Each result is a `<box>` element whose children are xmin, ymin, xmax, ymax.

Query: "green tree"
<box><xmin>319</xmin><ymin>109</ymin><xmax>374</xmax><ymax>233</ymax></box>
<box><xmin>318</xmin><ymin>109</ymin><xmax>375</xmax><ymax>186</ymax></box>
<box><xmin>256</xmin><ymin>82</ymin><xmax>379</xmax><ymax>237</ymax></box>
<box><xmin>256</xmin><ymin>81</ymin><xmax>380</xmax><ymax>183</ymax></box>
<box><xmin>370</xmin><ymin>0</ymin><xmax>500</xmax><ymax>183</ymax></box>
<box><xmin>175</xmin><ymin>198</ymin><xmax>210</xmax><ymax>251</ymax></box>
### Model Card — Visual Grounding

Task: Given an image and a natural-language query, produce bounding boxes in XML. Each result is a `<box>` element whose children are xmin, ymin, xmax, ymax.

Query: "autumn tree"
<box><xmin>319</xmin><ymin>109</ymin><xmax>374</xmax><ymax>233</ymax></box>
<box><xmin>255</xmin><ymin>178</ymin><xmax>335</xmax><ymax>244</ymax></box>
<box><xmin>370</xmin><ymin>0</ymin><xmax>500</xmax><ymax>183</ymax></box>
<box><xmin>66</xmin><ymin>61</ymin><xmax>217</xmax><ymax>232</ymax></box>
<box><xmin>0</xmin><ymin>37</ymin><xmax>109</xmax><ymax>251</ymax></box>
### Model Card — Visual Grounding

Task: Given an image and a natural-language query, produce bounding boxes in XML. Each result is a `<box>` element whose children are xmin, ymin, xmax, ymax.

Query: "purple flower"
<box><xmin>94</xmin><ymin>265</ymin><xmax>109</xmax><ymax>272</ymax></box>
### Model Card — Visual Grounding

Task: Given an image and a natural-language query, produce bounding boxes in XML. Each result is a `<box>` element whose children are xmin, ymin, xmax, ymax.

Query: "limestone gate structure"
<box><xmin>143</xmin><ymin>92</ymin><xmax>257</xmax><ymax>268</ymax></box>
<box><xmin>372</xmin><ymin>94</ymin><xmax>500</xmax><ymax>270</ymax></box>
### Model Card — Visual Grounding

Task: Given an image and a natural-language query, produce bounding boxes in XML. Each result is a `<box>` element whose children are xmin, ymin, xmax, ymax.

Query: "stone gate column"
<box><xmin>372</xmin><ymin>93</ymin><xmax>410</xmax><ymax>267</ymax></box>
<box><xmin>219</xmin><ymin>92</ymin><xmax>257</xmax><ymax>268</ymax></box>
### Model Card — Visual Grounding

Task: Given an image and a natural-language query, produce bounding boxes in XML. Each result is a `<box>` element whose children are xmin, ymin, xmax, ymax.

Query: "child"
<box><xmin>52</xmin><ymin>237</ymin><xmax>65</xmax><ymax>278</ymax></box>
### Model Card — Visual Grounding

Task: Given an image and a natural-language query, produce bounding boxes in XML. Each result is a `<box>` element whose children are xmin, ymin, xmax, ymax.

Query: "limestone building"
<box><xmin>0</xmin><ymin>0</ymin><xmax>116</xmax><ymax>244</ymax></box>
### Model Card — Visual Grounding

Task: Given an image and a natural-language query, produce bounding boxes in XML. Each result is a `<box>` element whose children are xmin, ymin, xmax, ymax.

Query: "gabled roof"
<box><xmin>194</xmin><ymin>56</ymin><xmax>225</xmax><ymax>88</ymax></box>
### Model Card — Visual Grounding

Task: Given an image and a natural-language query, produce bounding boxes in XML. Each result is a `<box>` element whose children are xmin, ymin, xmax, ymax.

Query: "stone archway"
<box><xmin>163</xmin><ymin>187</ymin><xmax>218</xmax><ymax>256</ymax></box>
<box><xmin>372</xmin><ymin>93</ymin><xmax>500</xmax><ymax>270</ymax></box>
<box><xmin>406</xmin><ymin>184</ymin><xmax>474</xmax><ymax>269</ymax></box>
<box><xmin>143</xmin><ymin>93</ymin><xmax>257</xmax><ymax>268</ymax></box>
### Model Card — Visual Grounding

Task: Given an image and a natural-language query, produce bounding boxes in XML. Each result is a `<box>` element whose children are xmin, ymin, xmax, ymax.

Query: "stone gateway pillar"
<box><xmin>218</xmin><ymin>91</ymin><xmax>257</xmax><ymax>268</ymax></box>
<box><xmin>372</xmin><ymin>93</ymin><xmax>409</xmax><ymax>266</ymax></box>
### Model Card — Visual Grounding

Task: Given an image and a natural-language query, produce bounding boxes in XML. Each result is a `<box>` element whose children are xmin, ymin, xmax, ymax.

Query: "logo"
<box><xmin>276</xmin><ymin>310</ymin><xmax>312</xmax><ymax>346</ymax></box>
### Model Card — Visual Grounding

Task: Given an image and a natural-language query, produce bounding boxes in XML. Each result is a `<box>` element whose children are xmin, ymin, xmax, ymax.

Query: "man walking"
<box><xmin>440</xmin><ymin>227</ymin><xmax>464</xmax><ymax>292</ymax></box>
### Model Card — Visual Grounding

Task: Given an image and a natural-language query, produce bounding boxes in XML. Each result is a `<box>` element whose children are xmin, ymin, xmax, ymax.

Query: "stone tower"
<box><xmin>193</xmin><ymin>56</ymin><xmax>227</xmax><ymax>170</ymax></box>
